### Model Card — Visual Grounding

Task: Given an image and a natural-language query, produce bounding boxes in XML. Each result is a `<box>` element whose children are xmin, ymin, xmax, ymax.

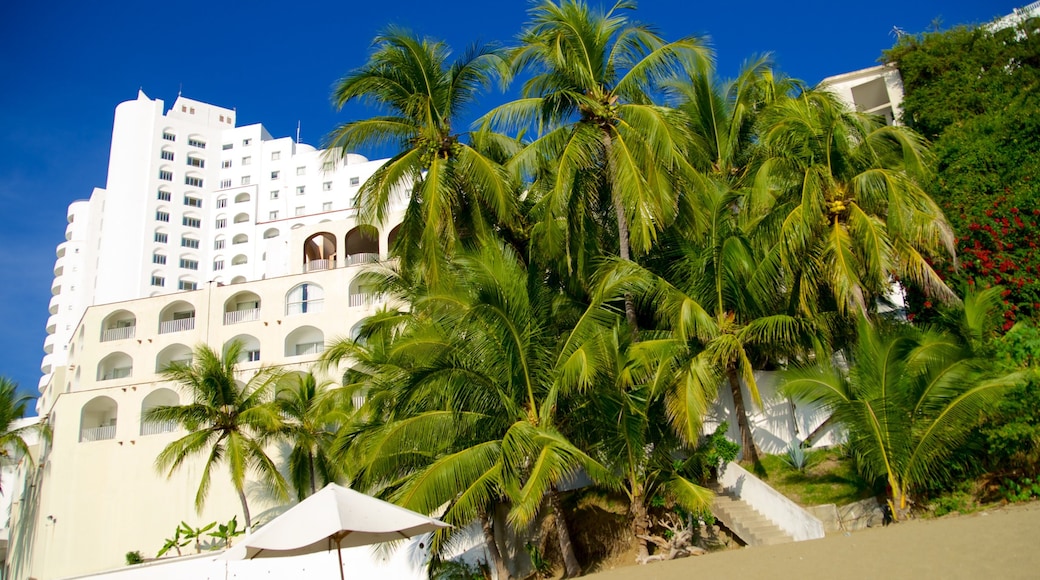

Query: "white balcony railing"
<box><xmin>348</xmin><ymin>293</ymin><xmax>382</xmax><ymax>307</ymax></box>
<box><xmin>80</xmin><ymin>424</ymin><xmax>116</xmax><ymax>442</ymax></box>
<box><xmin>224</xmin><ymin>308</ymin><xmax>260</xmax><ymax>325</ymax></box>
<box><xmin>101</xmin><ymin>367</ymin><xmax>132</xmax><ymax>381</ymax></box>
<box><xmin>101</xmin><ymin>325</ymin><xmax>136</xmax><ymax>342</ymax></box>
<box><xmin>159</xmin><ymin>317</ymin><xmax>195</xmax><ymax>334</ymax></box>
<box><xmin>140</xmin><ymin>420</ymin><xmax>178</xmax><ymax>436</ymax></box>
<box><xmin>306</xmin><ymin>259</ymin><xmax>334</xmax><ymax>272</ymax></box>
<box><xmin>345</xmin><ymin>253</ymin><xmax>379</xmax><ymax>267</ymax></box>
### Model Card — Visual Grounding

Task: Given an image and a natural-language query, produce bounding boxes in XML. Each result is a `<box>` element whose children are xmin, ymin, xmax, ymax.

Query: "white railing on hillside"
<box><xmin>80</xmin><ymin>425</ymin><xmax>116</xmax><ymax>442</ymax></box>
<box><xmin>224</xmin><ymin>308</ymin><xmax>260</xmax><ymax>325</ymax></box>
<box><xmin>101</xmin><ymin>325</ymin><xmax>136</xmax><ymax>342</ymax></box>
<box><xmin>140</xmin><ymin>420</ymin><xmax>177</xmax><ymax>436</ymax></box>
<box><xmin>718</xmin><ymin>461</ymin><xmax>825</xmax><ymax>542</ymax></box>
<box><xmin>345</xmin><ymin>253</ymin><xmax>379</xmax><ymax>267</ymax></box>
<box><xmin>159</xmin><ymin>317</ymin><xmax>195</xmax><ymax>334</ymax></box>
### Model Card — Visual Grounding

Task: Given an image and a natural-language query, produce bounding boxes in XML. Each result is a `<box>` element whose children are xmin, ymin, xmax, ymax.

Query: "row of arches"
<box><xmin>95</xmin><ymin>326</ymin><xmax>327</xmax><ymax>382</ymax></box>
<box><xmin>303</xmin><ymin>225</ymin><xmax>401</xmax><ymax>272</ymax></box>
<box><xmin>79</xmin><ymin>389</ymin><xmax>179</xmax><ymax>442</ymax></box>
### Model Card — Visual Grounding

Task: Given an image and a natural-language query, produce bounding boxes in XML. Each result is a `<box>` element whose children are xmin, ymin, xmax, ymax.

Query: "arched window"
<box><xmin>233</xmin><ymin>213</ymin><xmax>250</xmax><ymax>224</ymax></box>
<box><xmin>284</xmin><ymin>326</ymin><xmax>325</xmax><ymax>357</ymax></box>
<box><xmin>348</xmin><ymin>278</ymin><xmax>378</xmax><ymax>308</ymax></box>
<box><xmin>80</xmin><ymin>396</ymin><xmax>118</xmax><ymax>442</ymax></box>
<box><xmin>387</xmin><ymin>223</ymin><xmax>403</xmax><ymax>255</ymax></box>
<box><xmin>286</xmin><ymin>282</ymin><xmax>325</xmax><ymax>315</ymax></box>
<box><xmin>303</xmin><ymin>232</ymin><xmax>337</xmax><ymax>272</ymax></box>
<box><xmin>232</xmin><ymin>254</ymin><xmax>248</xmax><ymax>266</ymax></box>
<box><xmin>233</xmin><ymin>233</ymin><xmax>249</xmax><ymax>245</ymax></box>
<box><xmin>225</xmin><ymin>334</ymin><xmax>261</xmax><ymax>364</ymax></box>
<box><xmin>100</xmin><ymin>309</ymin><xmax>136</xmax><ymax>342</ymax></box>
<box><xmin>263</xmin><ymin>228</ymin><xmax>280</xmax><ymax>239</ymax></box>
<box><xmin>97</xmin><ymin>352</ymin><xmax>132</xmax><ymax>381</ymax></box>
<box><xmin>141</xmin><ymin>388</ymin><xmax>179</xmax><ymax>435</ymax></box>
<box><xmin>159</xmin><ymin>300</ymin><xmax>196</xmax><ymax>334</ymax></box>
<box><xmin>156</xmin><ymin>343</ymin><xmax>192</xmax><ymax>372</ymax></box>
<box><xmin>344</xmin><ymin>225</ymin><xmax>379</xmax><ymax>266</ymax></box>
<box><xmin>224</xmin><ymin>292</ymin><xmax>260</xmax><ymax>325</ymax></box>
<box><xmin>235</xmin><ymin>192</ymin><xmax>251</xmax><ymax>203</ymax></box>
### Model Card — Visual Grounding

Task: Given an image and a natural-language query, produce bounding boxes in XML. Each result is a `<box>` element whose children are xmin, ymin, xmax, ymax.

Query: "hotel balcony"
<box><xmin>224</xmin><ymin>308</ymin><xmax>260</xmax><ymax>325</ymax></box>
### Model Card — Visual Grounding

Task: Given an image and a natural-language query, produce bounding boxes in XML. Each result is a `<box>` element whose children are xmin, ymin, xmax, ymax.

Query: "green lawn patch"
<box><xmin>755</xmin><ymin>449</ymin><xmax>877</xmax><ymax>507</ymax></box>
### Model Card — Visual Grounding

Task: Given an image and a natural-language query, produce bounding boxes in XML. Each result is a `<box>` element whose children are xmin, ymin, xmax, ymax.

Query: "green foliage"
<box><xmin>207</xmin><ymin>516</ymin><xmax>245</xmax><ymax>549</ymax></box>
<box><xmin>977</xmin><ymin>323</ymin><xmax>1040</xmax><ymax>474</ymax></box>
<box><xmin>680</xmin><ymin>423</ymin><xmax>740</xmax><ymax>485</ymax></box>
<box><xmin>524</xmin><ymin>543</ymin><xmax>553</xmax><ymax>578</ymax></box>
<box><xmin>428</xmin><ymin>559</ymin><xmax>487</xmax><ymax>580</ymax></box>
<box><xmin>757</xmin><ymin>450</ymin><xmax>875</xmax><ymax>507</ymax></box>
<box><xmin>156</xmin><ymin>525</ymin><xmax>188</xmax><ymax>558</ymax></box>
<box><xmin>124</xmin><ymin>551</ymin><xmax>143</xmax><ymax>565</ymax></box>
<box><xmin>782</xmin><ymin>441</ymin><xmax>808</xmax><ymax>472</ymax></box>
<box><xmin>178</xmin><ymin>521</ymin><xmax>216</xmax><ymax>554</ymax></box>
<box><xmin>999</xmin><ymin>476</ymin><xmax>1040</xmax><ymax>503</ymax></box>
<box><xmin>930</xmin><ymin>489</ymin><xmax>975</xmax><ymax>517</ymax></box>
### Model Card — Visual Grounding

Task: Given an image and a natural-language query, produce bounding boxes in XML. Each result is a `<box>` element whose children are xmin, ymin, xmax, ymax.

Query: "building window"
<box><xmin>242</xmin><ymin>138</ymin><xmax>252</xmax><ymax>146</ymax></box>
<box><xmin>322</xmin><ymin>181</ymin><xmax>332</xmax><ymax>191</ymax></box>
<box><xmin>222</xmin><ymin>143</ymin><xmax>233</xmax><ymax>150</ymax></box>
<box><xmin>151</xmin><ymin>275</ymin><xmax>165</xmax><ymax>287</ymax></box>
<box><xmin>154</xmin><ymin>232</ymin><xmax>168</xmax><ymax>243</ymax></box>
<box><xmin>179</xmin><ymin>259</ymin><xmax>199</xmax><ymax>270</ymax></box>
<box><xmin>246</xmin><ymin>349</ymin><xmax>261</xmax><ymax>362</ymax></box>
<box><xmin>181</xmin><ymin>237</ymin><xmax>200</xmax><ymax>249</ymax></box>
<box><xmin>162</xmin><ymin>132</ymin><xmax>176</xmax><ymax>142</ymax></box>
<box><xmin>214</xmin><ymin>239</ymin><xmax>225</xmax><ymax>250</ymax></box>
<box><xmin>152</xmin><ymin>253</ymin><xmax>166</xmax><ymax>265</ymax></box>
<box><xmin>161</xmin><ymin>150</ymin><xmax>174</xmax><ymax>161</ymax></box>
<box><xmin>322</xmin><ymin>202</ymin><xmax>332</xmax><ymax>212</ymax></box>
<box><xmin>241</xmin><ymin>176</ymin><xmax>251</xmax><ymax>186</ymax></box>
<box><xmin>296</xmin><ymin>166</ymin><xmax>306</xmax><ymax>176</ymax></box>
<box><xmin>179</xmin><ymin>280</ymin><xmax>198</xmax><ymax>291</ymax></box>
<box><xmin>184</xmin><ymin>196</ymin><xmax>202</xmax><ymax>208</ymax></box>
<box><xmin>156</xmin><ymin>211</ymin><xmax>170</xmax><ymax>222</ymax></box>
<box><xmin>216</xmin><ymin>197</ymin><xmax>227</xmax><ymax>208</ymax></box>
<box><xmin>270</xmin><ymin>171</ymin><xmax>280</xmax><ymax>180</ymax></box>
<box><xmin>349</xmin><ymin>176</ymin><xmax>360</xmax><ymax>187</ymax></box>
<box><xmin>215</xmin><ymin>218</ymin><xmax>227</xmax><ymax>229</ymax></box>
<box><xmin>188</xmin><ymin>138</ymin><xmax>206</xmax><ymax>149</ymax></box>
<box><xmin>242</xmin><ymin>156</ymin><xmax>251</xmax><ymax>165</ymax></box>
<box><xmin>159</xmin><ymin>170</ymin><xmax>173</xmax><ymax>181</ymax></box>
<box><xmin>322</xmin><ymin>161</ymin><xmax>333</xmax><ymax>171</ymax></box>
<box><xmin>220</xmin><ymin>179</ymin><xmax>232</xmax><ymax>189</ymax></box>
<box><xmin>295</xmin><ymin>206</ymin><xmax>305</xmax><ymax>216</ymax></box>
<box><xmin>213</xmin><ymin>260</ymin><xmax>224</xmax><ymax>271</ymax></box>
<box><xmin>157</xmin><ymin>190</ymin><xmax>171</xmax><ymax>201</ymax></box>
<box><xmin>269</xmin><ymin>211</ymin><xmax>279</xmax><ymax>220</ymax></box>
<box><xmin>187</xmin><ymin>157</ymin><xmax>205</xmax><ymax>168</ymax></box>
<box><xmin>182</xmin><ymin>217</ymin><xmax>201</xmax><ymax>228</ymax></box>
<box><xmin>270</xmin><ymin>190</ymin><xmax>279</xmax><ymax>200</ymax></box>
<box><xmin>271</xmin><ymin>151</ymin><xmax>281</xmax><ymax>161</ymax></box>
<box><xmin>185</xmin><ymin>176</ymin><xmax>204</xmax><ymax>187</ymax></box>
<box><xmin>222</xmin><ymin>160</ymin><xmax>232</xmax><ymax>168</ymax></box>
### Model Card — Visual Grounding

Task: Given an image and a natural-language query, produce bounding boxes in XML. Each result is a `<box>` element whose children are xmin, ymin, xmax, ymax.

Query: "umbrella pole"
<box><xmin>337</xmin><ymin>536</ymin><xmax>345</xmax><ymax>580</ymax></box>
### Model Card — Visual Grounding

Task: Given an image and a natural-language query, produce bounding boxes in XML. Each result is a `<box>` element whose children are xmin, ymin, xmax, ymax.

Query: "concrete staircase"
<box><xmin>711</xmin><ymin>492</ymin><xmax>795</xmax><ymax>547</ymax></box>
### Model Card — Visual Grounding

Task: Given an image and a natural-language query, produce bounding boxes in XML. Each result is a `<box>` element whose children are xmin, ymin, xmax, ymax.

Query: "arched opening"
<box><xmin>97</xmin><ymin>352</ymin><xmax>132</xmax><ymax>381</ymax></box>
<box><xmin>233</xmin><ymin>233</ymin><xmax>249</xmax><ymax>245</ymax></box>
<box><xmin>231</xmin><ymin>276</ymin><xmax>246</xmax><ymax>284</ymax></box>
<box><xmin>303</xmin><ymin>232</ymin><xmax>337</xmax><ymax>272</ymax></box>
<box><xmin>263</xmin><ymin>228</ymin><xmax>280</xmax><ymax>239</ymax></box>
<box><xmin>155</xmin><ymin>343</ymin><xmax>193</xmax><ymax>372</ymax></box>
<box><xmin>100</xmin><ymin>309</ymin><xmax>136</xmax><ymax>342</ymax></box>
<box><xmin>80</xmin><ymin>396</ymin><xmax>118</xmax><ymax>442</ymax></box>
<box><xmin>225</xmin><ymin>334</ymin><xmax>261</xmax><ymax>364</ymax></box>
<box><xmin>234</xmin><ymin>213</ymin><xmax>250</xmax><ymax>224</ymax></box>
<box><xmin>141</xmin><ymin>388</ymin><xmax>179</xmax><ymax>435</ymax></box>
<box><xmin>232</xmin><ymin>254</ymin><xmax>248</xmax><ymax>266</ymax></box>
<box><xmin>345</xmin><ymin>225</ymin><xmax>379</xmax><ymax>266</ymax></box>
<box><xmin>387</xmin><ymin>223</ymin><xmax>403</xmax><ymax>256</ymax></box>
<box><xmin>235</xmin><ymin>192</ymin><xmax>251</xmax><ymax>203</ymax></box>
<box><xmin>348</xmin><ymin>278</ymin><xmax>378</xmax><ymax>308</ymax></box>
<box><xmin>284</xmin><ymin>326</ymin><xmax>325</xmax><ymax>357</ymax></box>
<box><xmin>285</xmin><ymin>282</ymin><xmax>325</xmax><ymax>316</ymax></box>
<box><xmin>159</xmin><ymin>300</ymin><xmax>196</xmax><ymax>334</ymax></box>
<box><xmin>224</xmin><ymin>291</ymin><xmax>261</xmax><ymax>325</ymax></box>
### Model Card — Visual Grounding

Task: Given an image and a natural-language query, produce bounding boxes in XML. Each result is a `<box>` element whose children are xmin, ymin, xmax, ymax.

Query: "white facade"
<box><xmin>819</xmin><ymin>63</ymin><xmax>905</xmax><ymax>126</ymax></box>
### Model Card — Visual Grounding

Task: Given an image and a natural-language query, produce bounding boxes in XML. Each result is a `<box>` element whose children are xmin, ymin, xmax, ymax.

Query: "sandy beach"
<box><xmin>587</xmin><ymin>501</ymin><xmax>1040</xmax><ymax>580</ymax></box>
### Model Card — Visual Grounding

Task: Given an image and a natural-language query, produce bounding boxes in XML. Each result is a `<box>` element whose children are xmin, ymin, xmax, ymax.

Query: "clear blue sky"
<box><xmin>0</xmin><ymin>0</ymin><xmax>1022</xmax><ymax>407</ymax></box>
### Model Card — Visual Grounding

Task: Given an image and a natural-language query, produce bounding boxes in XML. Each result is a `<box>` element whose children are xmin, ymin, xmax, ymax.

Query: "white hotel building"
<box><xmin>13</xmin><ymin>92</ymin><xmax>409</xmax><ymax>579</ymax></box>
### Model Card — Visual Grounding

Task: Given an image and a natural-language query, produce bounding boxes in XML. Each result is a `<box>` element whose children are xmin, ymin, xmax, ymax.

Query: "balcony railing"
<box><xmin>348</xmin><ymin>293</ymin><xmax>382</xmax><ymax>307</ymax></box>
<box><xmin>80</xmin><ymin>424</ymin><xmax>116</xmax><ymax>442</ymax></box>
<box><xmin>224</xmin><ymin>308</ymin><xmax>260</xmax><ymax>325</ymax></box>
<box><xmin>101</xmin><ymin>367</ymin><xmax>132</xmax><ymax>381</ymax></box>
<box><xmin>159</xmin><ymin>317</ymin><xmax>195</xmax><ymax>334</ymax></box>
<box><xmin>140</xmin><ymin>420</ymin><xmax>178</xmax><ymax>436</ymax></box>
<box><xmin>306</xmin><ymin>259</ymin><xmax>335</xmax><ymax>272</ymax></box>
<box><xmin>345</xmin><ymin>253</ymin><xmax>379</xmax><ymax>267</ymax></box>
<box><xmin>286</xmin><ymin>299</ymin><xmax>325</xmax><ymax>316</ymax></box>
<box><xmin>101</xmin><ymin>325</ymin><xmax>136</xmax><ymax>342</ymax></box>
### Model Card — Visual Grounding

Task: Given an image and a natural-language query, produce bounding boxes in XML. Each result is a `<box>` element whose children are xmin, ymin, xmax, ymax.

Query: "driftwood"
<box><xmin>635</xmin><ymin>512</ymin><xmax>707</xmax><ymax>564</ymax></box>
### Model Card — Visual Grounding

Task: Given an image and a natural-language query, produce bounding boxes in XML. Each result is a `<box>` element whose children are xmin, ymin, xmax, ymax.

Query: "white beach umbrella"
<box><xmin>224</xmin><ymin>483</ymin><xmax>449</xmax><ymax>579</ymax></box>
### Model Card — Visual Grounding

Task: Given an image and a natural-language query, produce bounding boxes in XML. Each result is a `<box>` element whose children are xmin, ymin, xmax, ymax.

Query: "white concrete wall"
<box><xmin>717</xmin><ymin>461</ymin><xmax>825</xmax><ymax>542</ymax></box>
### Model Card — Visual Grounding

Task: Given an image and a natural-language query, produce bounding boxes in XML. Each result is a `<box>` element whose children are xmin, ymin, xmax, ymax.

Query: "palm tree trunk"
<box><xmin>604</xmin><ymin>133</ymin><xmax>639</xmax><ymax>332</ymax></box>
<box><xmin>309</xmin><ymin>452</ymin><xmax>317</xmax><ymax>497</ymax></box>
<box><xmin>481</xmin><ymin>509</ymin><xmax>512</xmax><ymax>580</ymax></box>
<box><xmin>237</xmin><ymin>488</ymin><xmax>252</xmax><ymax>531</ymax></box>
<box><xmin>630</xmin><ymin>493</ymin><xmax>651</xmax><ymax>562</ymax></box>
<box><xmin>727</xmin><ymin>366</ymin><xmax>761</xmax><ymax>467</ymax></box>
<box><xmin>549</xmin><ymin>489</ymin><xmax>581</xmax><ymax>578</ymax></box>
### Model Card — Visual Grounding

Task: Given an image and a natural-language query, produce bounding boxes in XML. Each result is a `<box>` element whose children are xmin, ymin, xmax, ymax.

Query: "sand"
<box><xmin>586</xmin><ymin>501</ymin><xmax>1040</xmax><ymax>580</ymax></box>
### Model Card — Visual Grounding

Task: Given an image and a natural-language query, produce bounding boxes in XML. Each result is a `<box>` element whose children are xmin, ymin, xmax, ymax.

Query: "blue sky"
<box><xmin>0</xmin><ymin>0</ymin><xmax>1022</xmax><ymax>407</ymax></box>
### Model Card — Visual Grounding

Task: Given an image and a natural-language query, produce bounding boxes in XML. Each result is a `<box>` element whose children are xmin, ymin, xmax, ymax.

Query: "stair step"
<box><xmin>711</xmin><ymin>493</ymin><xmax>794</xmax><ymax>548</ymax></box>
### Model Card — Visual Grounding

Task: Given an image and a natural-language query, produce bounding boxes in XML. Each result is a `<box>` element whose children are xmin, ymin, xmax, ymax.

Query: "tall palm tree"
<box><xmin>326</xmin><ymin>28</ymin><xmax>516</xmax><ymax>285</ymax></box>
<box><xmin>271</xmin><ymin>372</ymin><xmax>348</xmax><ymax>500</ymax></box>
<box><xmin>485</xmin><ymin>0</ymin><xmax>708</xmax><ymax>321</ymax></box>
<box><xmin>145</xmin><ymin>342</ymin><xmax>288</xmax><ymax>529</ymax></box>
<box><xmin>0</xmin><ymin>378</ymin><xmax>45</xmax><ymax>494</ymax></box>
<box><xmin>756</xmin><ymin>89</ymin><xmax>958</xmax><ymax>318</ymax></box>
<box><xmin>783</xmin><ymin>291</ymin><xmax>1025</xmax><ymax>520</ymax></box>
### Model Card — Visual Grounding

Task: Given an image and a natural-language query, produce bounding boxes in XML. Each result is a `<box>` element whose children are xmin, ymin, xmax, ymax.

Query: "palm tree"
<box><xmin>782</xmin><ymin>290</ymin><xmax>1025</xmax><ymax>520</ymax></box>
<box><xmin>485</xmin><ymin>0</ymin><xmax>708</xmax><ymax>322</ymax></box>
<box><xmin>145</xmin><ymin>342</ymin><xmax>288</xmax><ymax>529</ymax></box>
<box><xmin>756</xmin><ymin>89</ymin><xmax>958</xmax><ymax>318</ymax></box>
<box><xmin>0</xmin><ymin>378</ymin><xmax>45</xmax><ymax>494</ymax></box>
<box><xmin>271</xmin><ymin>372</ymin><xmax>348</xmax><ymax>500</ymax></box>
<box><xmin>326</xmin><ymin>28</ymin><xmax>516</xmax><ymax>285</ymax></box>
